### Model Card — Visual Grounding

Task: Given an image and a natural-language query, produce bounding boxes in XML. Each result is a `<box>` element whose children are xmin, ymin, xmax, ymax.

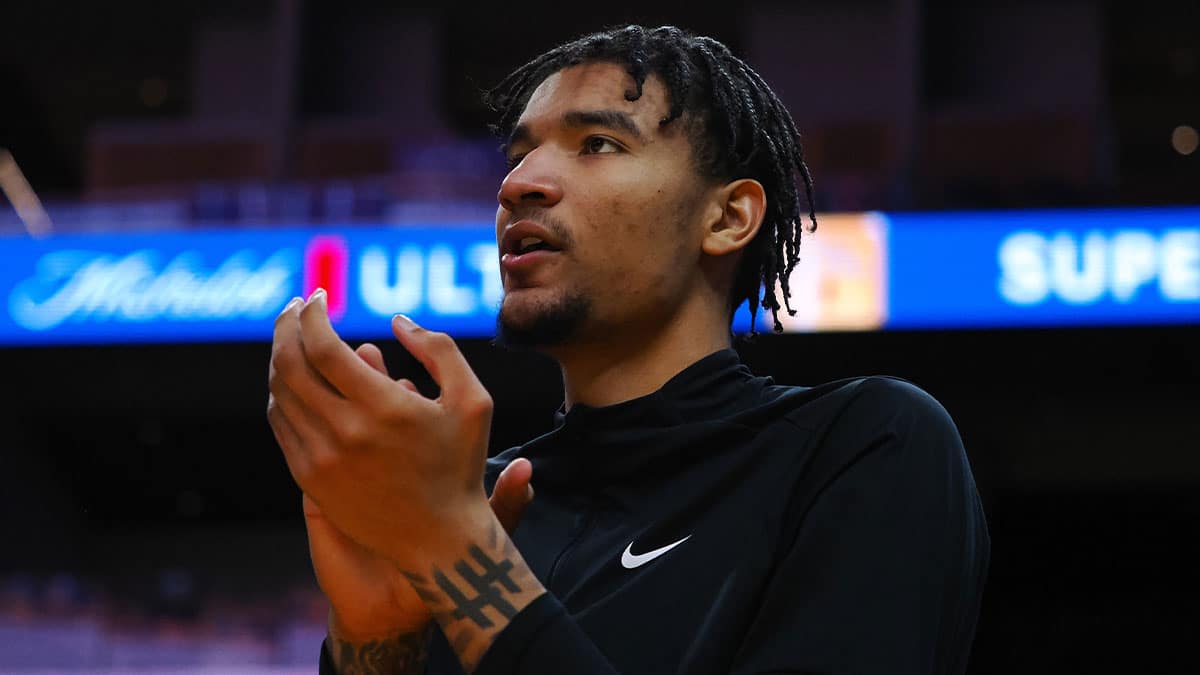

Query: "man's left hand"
<box><xmin>268</xmin><ymin>289</ymin><xmax>497</xmax><ymax>566</ymax></box>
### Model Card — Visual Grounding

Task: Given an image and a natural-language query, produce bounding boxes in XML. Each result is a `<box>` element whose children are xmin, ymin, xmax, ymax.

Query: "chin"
<box><xmin>494</xmin><ymin>291</ymin><xmax>591</xmax><ymax>350</ymax></box>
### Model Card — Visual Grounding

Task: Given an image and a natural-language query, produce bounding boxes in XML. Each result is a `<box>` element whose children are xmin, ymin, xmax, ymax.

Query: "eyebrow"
<box><xmin>562</xmin><ymin>109</ymin><xmax>646</xmax><ymax>142</ymax></box>
<box><xmin>505</xmin><ymin>109</ymin><xmax>647</xmax><ymax>153</ymax></box>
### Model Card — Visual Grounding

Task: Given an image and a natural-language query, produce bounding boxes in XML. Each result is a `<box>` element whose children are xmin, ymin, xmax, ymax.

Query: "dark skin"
<box><xmin>268</xmin><ymin>61</ymin><xmax>767</xmax><ymax>673</ymax></box>
<box><xmin>497</xmin><ymin>62</ymin><xmax>766</xmax><ymax>409</ymax></box>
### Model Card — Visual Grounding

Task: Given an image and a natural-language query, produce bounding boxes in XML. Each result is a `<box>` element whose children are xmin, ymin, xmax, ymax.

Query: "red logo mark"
<box><xmin>303</xmin><ymin>235</ymin><xmax>349</xmax><ymax>321</ymax></box>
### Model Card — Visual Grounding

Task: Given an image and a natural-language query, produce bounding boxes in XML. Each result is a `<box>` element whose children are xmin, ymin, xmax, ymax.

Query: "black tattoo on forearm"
<box><xmin>399</xmin><ymin>520</ymin><xmax>541</xmax><ymax>673</ymax></box>
<box><xmin>402</xmin><ymin>528</ymin><xmax>524</xmax><ymax>630</ymax></box>
<box><xmin>328</xmin><ymin>628</ymin><xmax>429</xmax><ymax>675</ymax></box>
<box><xmin>434</xmin><ymin>544</ymin><xmax>521</xmax><ymax>627</ymax></box>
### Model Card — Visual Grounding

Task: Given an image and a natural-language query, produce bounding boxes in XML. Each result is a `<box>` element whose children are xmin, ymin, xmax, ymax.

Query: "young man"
<box><xmin>268</xmin><ymin>25</ymin><xmax>989</xmax><ymax>675</ymax></box>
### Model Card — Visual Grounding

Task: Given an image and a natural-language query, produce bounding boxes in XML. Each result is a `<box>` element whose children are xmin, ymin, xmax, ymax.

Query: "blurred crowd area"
<box><xmin>1</xmin><ymin>1</ymin><xmax>1197</xmax><ymax>235</ymax></box>
<box><xmin>0</xmin><ymin>570</ymin><xmax>327</xmax><ymax>671</ymax></box>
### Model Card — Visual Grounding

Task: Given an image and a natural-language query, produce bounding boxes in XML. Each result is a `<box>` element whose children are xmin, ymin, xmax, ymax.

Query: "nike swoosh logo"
<box><xmin>621</xmin><ymin>535</ymin><xmax>692</xmax><ymax>569</ymax></box>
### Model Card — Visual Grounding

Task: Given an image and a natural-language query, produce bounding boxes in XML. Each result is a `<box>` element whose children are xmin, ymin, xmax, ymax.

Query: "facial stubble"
<box><xmin>494</xmin><ymin>211</ymin><xmax>590</xmax><ymax>350</ymax></box>
<box><xmin>493</xmin><ymin>289</ymin><xmax>592</xmax><ymax>350</ymax></box>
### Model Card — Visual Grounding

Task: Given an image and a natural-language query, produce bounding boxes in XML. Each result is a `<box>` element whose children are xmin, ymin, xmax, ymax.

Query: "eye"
<box><xmin>581</xmin><ymin>136</ymin><xmax>622</xmax><ymax>156</ymax></box>
<box><xmin>505</xmin><ymin>152</ymin><xmax>527</xmax><ymax>171</ymax></box>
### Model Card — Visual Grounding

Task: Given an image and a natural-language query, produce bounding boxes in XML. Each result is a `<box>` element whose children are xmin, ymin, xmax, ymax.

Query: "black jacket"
<box><xmin>323</xmin><ymin>349</ymin><xmax>990</xmax><ymax>674</ymax></box>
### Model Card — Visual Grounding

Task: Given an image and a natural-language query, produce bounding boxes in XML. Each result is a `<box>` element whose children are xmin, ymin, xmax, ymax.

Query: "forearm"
<box><xmin>322</xmin><ymin>624</ymin><xmax>432</xmax><ymax>675</ymax></box>
<box><xmin>398</xmin><ymin>514</ymin><xmax>546</xmax><ymax>673</ymax></box>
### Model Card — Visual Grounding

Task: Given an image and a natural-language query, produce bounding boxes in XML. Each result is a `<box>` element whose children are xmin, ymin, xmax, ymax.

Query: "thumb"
<box><xmin>302</xmin><ymin>493</ymin><xmax>362</xmax><ymax>551</ymax></box>
<box><xmin>489</xmin><ymin>458</ymin><xmax>534</xmax><ymax>535</ymax></box>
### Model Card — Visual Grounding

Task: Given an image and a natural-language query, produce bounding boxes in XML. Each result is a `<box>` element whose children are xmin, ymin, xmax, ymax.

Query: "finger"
<box><xmin>299</xmin><ymin>289</ymin><xmax>401</xmax><ymax>405</ymax></box>
<box><xmin>268</xmin><ymin>393</ymin><xmax>313</xmax><ymax>486</ymax></box>
<box><xmin>270</xmin><ymin>296</ymin><xmax>303</xmax><ymax>378</ymax></box>
<box><xmin>489</xmin><ymin>458</ymin><xmax>534</xmax><ymax>535</ymax></box>
<box><xmin>271</xmin><ymin>385</ymin><xmax>346</xmax><ymax>491</ymax></box>
<box><xmin>354</xmin><ymin>343</ymin><xmax>388</xmax><ymax>375</ymax></box>
<box><xmin>391</xmin><ymin>314</ymin><xmax>487</xmax><ymax>409</ymax></box>
<box><xmin>269</xmin><ymin>329</ymin><xmax>351</xmax><ymax>482</ymax></box>
<box><xmin>270</xmin><ymin>299</ymin><xmax>315</xmax><ymax>474</ymax></box>
<box><xmin>354</xmin><ymin>343</ymin><xmax>419</xmax><ymax>392</ymax></box>
<box><xmin>273</xmin><ymin>294</ymin><xmax>351</xmax><ymax>422</ymax></box>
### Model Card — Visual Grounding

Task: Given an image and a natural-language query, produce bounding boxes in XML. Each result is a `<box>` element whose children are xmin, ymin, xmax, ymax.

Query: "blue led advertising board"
<box><xmin>886</xmin><ymin>207</ymin><xmax>1200</xmax><ymax>329</ymax></box>
<box><xmin>0</xmin><ymin>207</ymin><xmax>1197</xmax><ymax>346</ymax></box>
<box><xmin>0</xmin><ymin>226</ymin><xmax>507</xmax><ymax>345</ymax></box>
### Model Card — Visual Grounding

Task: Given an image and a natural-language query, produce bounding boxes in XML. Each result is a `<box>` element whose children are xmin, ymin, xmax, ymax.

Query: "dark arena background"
<box><xmin>1</xmin><ymin>1</ymin><xmax>1198</xmax><ymax>673</ymax></box>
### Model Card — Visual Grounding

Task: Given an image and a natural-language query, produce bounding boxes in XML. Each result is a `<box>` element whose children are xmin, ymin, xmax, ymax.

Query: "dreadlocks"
<box><xmin>485</xmin><ymin>25</ymin><xmax>818</xmax><ymax>334</ymax></box>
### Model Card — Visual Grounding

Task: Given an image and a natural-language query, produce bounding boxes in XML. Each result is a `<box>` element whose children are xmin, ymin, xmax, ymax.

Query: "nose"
<box><xmin>497</xmin><ymin>150</ymin><xmax>563</xmax><ymax>212</ymax></box>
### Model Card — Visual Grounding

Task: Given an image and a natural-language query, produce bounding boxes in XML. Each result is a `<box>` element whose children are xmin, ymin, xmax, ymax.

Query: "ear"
<box><xmin>701</xmin><ymin>178</ymin><xmax>766</xmax><ymax>258</ymax></box>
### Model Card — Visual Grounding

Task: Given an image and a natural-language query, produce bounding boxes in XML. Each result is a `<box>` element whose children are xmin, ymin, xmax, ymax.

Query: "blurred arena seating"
<box><xmin>86</xmin><ymin>122</ymin><xmax>274</xmax><ymax>192</ymax></box>
<box><xmin>0</xmin><ymin>572</ymin><xmax>327</xmax><ymax>671</ymax></box>
<box><xmin>922</xmin><ymin>109</ymin><xmax>1106</xmax><ymax>207</ymax></box>
<box><xmin>59</xmin><ymin>111</ymin><xmax>1107</xmax><ymax>232</ymax></box>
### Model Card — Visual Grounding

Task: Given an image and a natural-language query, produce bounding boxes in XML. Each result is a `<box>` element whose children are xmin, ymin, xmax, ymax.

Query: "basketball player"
<box><xmin>268</xmin><ymin>25</ymin><xmax>989</xmax><ymax>675</ymax></box>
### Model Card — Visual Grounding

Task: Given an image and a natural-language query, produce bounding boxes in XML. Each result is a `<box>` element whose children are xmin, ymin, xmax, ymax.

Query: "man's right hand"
<box><xmin>300</xmin><ymin>342</ymin><xmax>535</xmax><ymax>670</ymax></box>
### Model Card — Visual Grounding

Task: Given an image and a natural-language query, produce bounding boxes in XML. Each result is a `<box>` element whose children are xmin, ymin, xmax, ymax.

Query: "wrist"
<box><xmin>394</xmin><ymin>512</ymin><xmax>546</xmax><ymax>672</ymax></box>
<box><xmin>390</xmin><ymin>498</ymin><xmax>498</xmax><ymax>570</ymax></box>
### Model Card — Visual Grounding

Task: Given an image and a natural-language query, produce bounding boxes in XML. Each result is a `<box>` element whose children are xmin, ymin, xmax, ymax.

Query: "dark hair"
<box><xmin>485</xmin><ymin>25</ymin><xmax>817</xmax><ymax>333</ymax></box>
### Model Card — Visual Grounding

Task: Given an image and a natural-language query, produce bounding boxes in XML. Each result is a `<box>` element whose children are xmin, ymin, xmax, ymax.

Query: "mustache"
<box><xmin>506</xmin><ymin>208</ymin><xmax>575</xmax><ymax>248</ymax></box>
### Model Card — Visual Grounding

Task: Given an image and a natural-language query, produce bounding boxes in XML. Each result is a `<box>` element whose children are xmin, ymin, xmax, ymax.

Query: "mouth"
<box><xmin>500</xmin><ymin>219</ymin><xmax>565</xmax><ymax>257</ymax></box>
<box><xmin>499</xmin><ymin>219</ymin><xmax>565</xmax><ymax>276</ymax></box>
<box><xmin>500</xmin><ymin>243</ymin><xmax>562</xmax><ymax>277</ymax></box>
<box><xmin>509</xmin><ymin>235</ymin><xmax>561</xmax><ymax>256</ymax></box>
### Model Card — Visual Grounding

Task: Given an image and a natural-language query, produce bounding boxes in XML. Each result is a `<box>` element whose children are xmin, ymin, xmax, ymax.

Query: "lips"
<box><xmin>500</xmin><ymin>220</ymin><xmax>563</xmax><ymax>256</ymax></box>
<box><xmin>499</xmin><ymin>219</ymin><xmax>563</xmax><ymax>275</ymax></box>
<box><xmin>500</xmin><ymin>246</ymin><xmax>560</xmax><ymax>275</ymax></box>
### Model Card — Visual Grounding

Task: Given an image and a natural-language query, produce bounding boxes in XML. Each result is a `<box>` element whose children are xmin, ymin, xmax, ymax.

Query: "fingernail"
<box><xmin>281</xmin><ymin>297</ymin><xmax>302</xmax><ymax>313</ymax></box>
<box><xmin>394</xmin><ymin>314</ymin><xmax>416</xmax><ymax>331</ymax></box>
<box><xmin>525</xmin><ymin>484</ymin><xmax>535</xmax><ymax>501</ymax></box>
<box><xmin>308</xmin><ymin>287</ymin><xmax>326</xmax><ymax>304</ymax></box>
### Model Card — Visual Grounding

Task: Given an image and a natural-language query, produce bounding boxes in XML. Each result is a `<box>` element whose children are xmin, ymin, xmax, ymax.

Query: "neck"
<box><xmin>547</xmin><ymin>301</ymin><xmax>733</xmax><ymax>410</ymax></box>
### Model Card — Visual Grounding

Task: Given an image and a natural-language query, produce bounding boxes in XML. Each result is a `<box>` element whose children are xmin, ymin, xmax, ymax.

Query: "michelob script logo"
<box><xmin>9</xmin><ymin>249</ymin><xmax>295</xmax><ymax>331</ymax></box>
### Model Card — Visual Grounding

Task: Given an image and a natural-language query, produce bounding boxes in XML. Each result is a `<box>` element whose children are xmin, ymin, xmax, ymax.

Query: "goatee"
<box><xmin>494</xmin><ymin>292</ymin><xmax>591</xmax><ymax>350</ymax></box>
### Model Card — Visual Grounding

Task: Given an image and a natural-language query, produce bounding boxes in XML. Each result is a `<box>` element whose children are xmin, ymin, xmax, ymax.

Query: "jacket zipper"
<box><xmin>546</xmin><ymin>504</ymin><xmax>594</xmax><ymax>592</ymax></box>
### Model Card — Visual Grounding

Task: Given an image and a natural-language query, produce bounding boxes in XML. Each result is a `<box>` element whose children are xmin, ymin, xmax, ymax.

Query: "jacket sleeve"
<box><xmin>729</xmin><ymin>378</ymin><xmax>990</xmax><ymax>675</ymax></box>
<box><xmin>316</xmin><ymin>597</ymin><xmax>621</xmax><ymax>675</ymax></box>
<box><xmin>318</xmin><ymin>638</ymin><xmax>336</xmax><ymax>674</ymax></box>
<box><xmin>469</xmin><ymin>592</ymin><xmax>619</xmax><ymax>674</ymax></box>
